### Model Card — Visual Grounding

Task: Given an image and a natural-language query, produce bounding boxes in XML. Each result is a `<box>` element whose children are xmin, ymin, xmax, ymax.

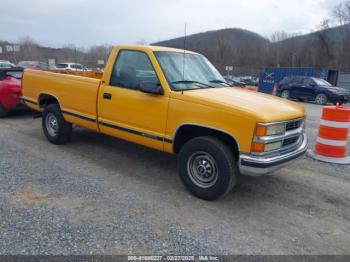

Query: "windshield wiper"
<box><xmin>209</xmin><ymin>79</ymin><xmax>226</xmax><ymax>83</ymax></box>
<box><xmin>209</xmin><ymin>79</ymin><xmax>229</xmax><ymax>86</ymax></box>
<box><xmin>170</xmin><ymin>80</ymin><xmax>215</xmax><ymax>90</ymax></box>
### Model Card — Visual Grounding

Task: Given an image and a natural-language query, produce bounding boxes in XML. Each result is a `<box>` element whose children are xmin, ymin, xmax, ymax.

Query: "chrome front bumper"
<box><xmin>239</xmin><ymin>133</ymin><xmax>308</xmax><ymax>176</ymax></box>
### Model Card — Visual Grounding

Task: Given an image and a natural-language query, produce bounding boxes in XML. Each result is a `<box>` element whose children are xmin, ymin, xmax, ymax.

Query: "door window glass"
<box><xmin>110</xmin><ymin>50</ymin><xmax>158</xmax><ymax>90</ymax></box>
<box><xmin>302</xmin><ymin>78</ymin><xmax>314</xmax><ymax>87</ymax></box>
<box><xmin>291</xmin><ymin>78</ymin><xmax>303</xmax><ymax>85</ymax></box>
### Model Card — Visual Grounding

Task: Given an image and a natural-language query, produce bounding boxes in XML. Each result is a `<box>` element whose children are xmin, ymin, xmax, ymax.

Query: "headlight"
<box><xmin>252</xmin><ymin>122</ymin><xmax>286</xmax><ymax>153</ymax></box>
<box><xmin>328</xmin><ymin>88</ymin><xmax>346</xmax><ymax>95</ymax></box>
<box><xmin>264</xmin><ymin>141</ymin><xmax>283</xmax><ymax>152</ymax></box>
<box><xmin>251</xmin><ymin>140</ymin><xmax>283</xmax><ymax>153</ymax></box>
<box><xmin>255</xmin><ymin>123</ymin><xmax>285</xmax><ymax>136</ymax></box>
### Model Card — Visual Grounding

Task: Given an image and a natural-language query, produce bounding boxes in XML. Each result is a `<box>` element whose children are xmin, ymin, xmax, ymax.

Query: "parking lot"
<box><xmin>0</xmin><ymin>102</ymin><xmax>349</xmax><ymax>255</ymax></box>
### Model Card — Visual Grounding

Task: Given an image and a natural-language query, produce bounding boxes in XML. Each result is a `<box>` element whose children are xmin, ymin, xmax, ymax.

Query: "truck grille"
<box><xmin>283</xmin><ymin>136</ymin><xmax>299</xmax><ymax>147</ymax></box>
<box><xmin>281</xmin><ymin>118</ymin><xmax>304</xmax><ymax>151</ymax></box>
<box><xmin>286</xmin><ymin>119</ymin><xmax>303</xmax><ymax>131</ymax></box>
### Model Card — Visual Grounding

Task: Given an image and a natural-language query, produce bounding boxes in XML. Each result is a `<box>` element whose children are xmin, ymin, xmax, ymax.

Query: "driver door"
<box><xmin>300</xmin><ymin>78</ymin><xmax>316</xmax><ymax>100</ymax></box>
<box><xmin>289</xmin><ymin>77</ymin><xmax>303</xmax><ymax>98</ymax></box>
<box><xmin>98</xmin><ymin>49</ymin><xmax>169</xmax><ymax>151</ymax></box>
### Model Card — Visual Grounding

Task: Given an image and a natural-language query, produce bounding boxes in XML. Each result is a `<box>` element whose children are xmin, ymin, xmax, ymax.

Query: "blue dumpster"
<box><xmin>259</xmin><ymin>67</ymin><xmax>313</xmax><ymax>94</ymax></box>
<box><xmin>259</xmin><ymin>67</ymin><xmax>339</xmax><ymax>94</ymax></box>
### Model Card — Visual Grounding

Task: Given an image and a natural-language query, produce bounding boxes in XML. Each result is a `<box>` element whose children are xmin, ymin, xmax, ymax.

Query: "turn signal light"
<box><xmin>251</xmin><ymin>142</ymin><xmax>265</xmax><ymax>153</ymax></box>
<box><xmin>255</xmin><ymin>126</ymin><xmax>267</xmax><ymax>136</ymax></box>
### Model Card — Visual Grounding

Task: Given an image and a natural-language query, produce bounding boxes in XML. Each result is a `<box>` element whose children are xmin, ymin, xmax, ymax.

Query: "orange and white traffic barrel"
<box><xmin>308</xmin><ymin>103</ymin><xmax>350</xmax><ymax>164</ymax></box>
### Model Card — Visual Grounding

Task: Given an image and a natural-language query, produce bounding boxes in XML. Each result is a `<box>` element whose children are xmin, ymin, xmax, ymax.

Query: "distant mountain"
<box><xmin>154</xmin><ymin>28</ymin><xmax>269</xmax><ymax>49</ymax></box>
<box><xmin>153</xmin><ymin>28</ymin><xmax>270</xmax><ymax>75</ymax></box>
<box><xmin>153</xmin><ymin>25</ymin><xmax>350</xmax><ymax>74</ymax></box>
<box><xmin>271</xmin><ymin>23</ymin><xmax>350</xmax><ymax>70</ymax></box>
<box><xmin>278</xmin><ymin>23</ymin><xmax>350</xmax><ymax>44</ymax></box>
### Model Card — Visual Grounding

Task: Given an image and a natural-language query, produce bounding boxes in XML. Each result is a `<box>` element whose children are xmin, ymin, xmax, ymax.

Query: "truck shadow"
<box><xmin>5</xmin><ymin>107</ymin><xmax>37</xmax><ymax>119</ymax></box>
<box><xmin>68</xmin><ymin>128</ymin><xmax>336</xmax><ymax>206</ymax></box>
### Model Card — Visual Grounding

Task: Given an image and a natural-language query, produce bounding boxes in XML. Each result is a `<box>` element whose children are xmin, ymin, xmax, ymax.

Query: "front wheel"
<box><xmin>315</xmin><ymin>93</ymin><xmax>328</xmax><ymax>105</ymax></box>
<box><xmin>42</xmin><ymin>104</ymin><xmax>72</xmax><ymax>144</ymax></box>
<box><xmin>178</xmin><ymin>136</ymin><xmax>238</xmax><ymax>200</ymax></box>
<box><xmin>0</xmin><ymin>103</ymin><xmax>8</xmax><ymax>118</ymax></box>
<box><xmin>280</xmin><ymin>90</ymin><xmax>290</xmax><ymax>99</ymax></box>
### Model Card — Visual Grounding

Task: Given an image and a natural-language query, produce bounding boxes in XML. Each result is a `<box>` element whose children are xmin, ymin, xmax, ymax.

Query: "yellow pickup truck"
<box><xmin>22</xmin><ymin>45</ymin><xmax>307</xmax><ymax>200</ymax></box>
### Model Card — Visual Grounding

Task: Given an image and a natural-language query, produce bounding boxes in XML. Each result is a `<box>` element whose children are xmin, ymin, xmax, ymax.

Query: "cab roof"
<box><xmin>116</xmin><ymin>45</ymin><xmax>199</xmax><ymax>55</ymax></box>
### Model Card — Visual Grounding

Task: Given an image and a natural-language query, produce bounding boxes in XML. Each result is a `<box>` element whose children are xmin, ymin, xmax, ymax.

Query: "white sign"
<box><xmin>0</xmin><ymin>46</ymin><xmax>2</xmax><ymax>54</ymax></box>
<box><xmin>6</xmin><ymin>45</ymin><xmax>13</xmax><ymax>52</ymax></box>
<box><xmin>225</xmin><ymin>66</ymin><xmax>233</xmax><ymax>71</ymax></box>
<box><xmin>48</xmin><ymin>59</ymin><xmax>56</xmax><ymax>68</ymax></box>
<box><xmin>97</xmin><ymin>60</ymin><xmax>104</xmax><ymax>65</ymax></box>
<box><xmin>5</xmin><ymin>45</ymin><xmax>20</xmax><ymax>52</ymax></box>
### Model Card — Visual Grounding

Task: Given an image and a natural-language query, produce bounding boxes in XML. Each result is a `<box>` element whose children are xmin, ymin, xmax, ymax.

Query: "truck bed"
<box><xmin>49</xmin><ymin>69</ymin><xmax>103</xmax><ymax>80</ymax></box>
<box><xmin>22</xmin><ymin>69</ymin><xmax>101</xmax><ymax>131</ymax></box>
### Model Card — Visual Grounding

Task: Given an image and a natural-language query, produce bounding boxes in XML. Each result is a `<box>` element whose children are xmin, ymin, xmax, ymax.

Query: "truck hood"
<box><xmin>174</xmin><ymin>87</ymin><xmax>305</xmax><ymax>122</ymax></box>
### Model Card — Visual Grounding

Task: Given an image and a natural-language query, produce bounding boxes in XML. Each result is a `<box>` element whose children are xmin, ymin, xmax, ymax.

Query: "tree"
<box><xmin>332</xmin><ymin>1</ymin><xmax>350</xmax><ymax>25</ymax></box>
<box><xmin>270</xmin><ymin>31</ymin><xmax>290</xmax><ymax>42</ymax></box>
<box><xmin>318</xmin><ymin>19</ymin><xmax>332</xmax><ymax>30</ymax></box>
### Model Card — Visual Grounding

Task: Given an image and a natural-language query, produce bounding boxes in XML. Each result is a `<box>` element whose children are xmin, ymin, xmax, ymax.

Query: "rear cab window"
<box><xmin>6</xmin><ymin>71</ymin><xmax>23</xmax><ymax>79</ymax></box>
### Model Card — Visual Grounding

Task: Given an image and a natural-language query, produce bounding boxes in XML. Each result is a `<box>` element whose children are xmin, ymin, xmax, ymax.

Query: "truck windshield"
<box><xmin>154</xmin><ymin>51</ymin><xmax>227</xmax><ymax>91</ymax></box>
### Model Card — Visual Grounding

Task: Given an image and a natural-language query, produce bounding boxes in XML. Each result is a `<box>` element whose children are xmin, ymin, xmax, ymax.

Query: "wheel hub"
<box><xmin>187</xmin><ymin>151</ymin><xmax>218</xmax><ymax>188</ymax></box>
<box><xmin>46</xmin><ymin>113</ymin><xmax>59</xmax><ymax>137</ymax></box>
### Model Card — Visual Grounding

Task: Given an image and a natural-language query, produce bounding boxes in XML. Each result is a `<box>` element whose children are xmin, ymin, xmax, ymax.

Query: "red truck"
<box><xmin>0</xmin><ymin>68</ymin><xmax>23</xmax><ymax>117</ymax></box>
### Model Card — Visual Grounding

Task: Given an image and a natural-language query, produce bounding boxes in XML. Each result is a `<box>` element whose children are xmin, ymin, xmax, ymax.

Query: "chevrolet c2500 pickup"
<box><xmin>22</xmin><ymin>45</ymin><xmax>308</xmax><ymax>200</ymax></box>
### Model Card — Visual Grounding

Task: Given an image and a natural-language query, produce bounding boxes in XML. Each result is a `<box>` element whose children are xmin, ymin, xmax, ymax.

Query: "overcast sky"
<box><xmin>0</xmin><ymin>0</ymin><xmax>344</xmax><ymax>48</ymax></box>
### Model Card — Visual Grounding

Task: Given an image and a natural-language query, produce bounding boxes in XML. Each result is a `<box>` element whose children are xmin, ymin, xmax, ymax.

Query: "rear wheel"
<box><xmin>315</xmin><ymin>93</ymin><xmax>328</xmax><ymax>105</ymax></box>
<box><xmin>281</xmin><ymin>90</ymin><xmax>290</xmax><ymax>99</ymax></box>
<box><xmin>0</xmin><ymin>103</ymin><xmax>8</xmax><ymax>118</ymax></box>
<box><xmin>42</xmin><ymin>104</ymin><xmax>72</xmax><ymax>144</ymax></box>
<box><xmin>178</xmin><ymin>136</ymin><xmax>238</xmax><ymax>200</ymax></box>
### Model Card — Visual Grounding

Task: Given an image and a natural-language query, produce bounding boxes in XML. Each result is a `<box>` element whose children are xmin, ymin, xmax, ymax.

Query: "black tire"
<box><xmin>280</xmin><ymin>90</ymin><xmax>290</xmax><ymax>99</ymax></box>
<box><xmin>315</xmin><ymin>93</ymin><xmax>328</xmax><ymax>105</ymax></box>
<box><xmin>0</xmin><ymin>103</ymin><xmax>8</xmax><ymax>118</ymax></box>
<box><xmin>178</xmin><ymin>136</ymin><xmax>238</xmax><ymax>200</ymax></box>
<box><xmin>42</xmin><ymin>104</ymin><xmax>72</xmax><ymax>144</ymax></box>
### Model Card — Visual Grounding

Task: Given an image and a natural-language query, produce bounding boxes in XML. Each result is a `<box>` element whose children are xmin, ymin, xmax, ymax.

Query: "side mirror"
<box><xmin>140</xmin><ymin>82</ymin><xmax>163</xmax><ymax>95</ymax></box>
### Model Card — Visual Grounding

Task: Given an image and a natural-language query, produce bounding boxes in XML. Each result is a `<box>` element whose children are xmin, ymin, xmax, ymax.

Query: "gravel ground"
<box><xmin>0</xmin><ymin>102</ymin><xmax>350</xmax><ymax>255</ymax></box>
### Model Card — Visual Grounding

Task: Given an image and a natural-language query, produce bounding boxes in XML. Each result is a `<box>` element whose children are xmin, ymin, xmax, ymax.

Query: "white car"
<box><xmin>55</xmin><ymin>63</ymin><xmax>89</xmax><ymax>71</ymax></box>
<box><xmin>0</xmin><ymin>60</ymin><xmax>16</xmax><ymax>68</ymax></box>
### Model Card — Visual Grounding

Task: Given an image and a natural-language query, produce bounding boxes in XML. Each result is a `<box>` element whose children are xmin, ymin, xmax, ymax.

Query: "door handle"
<box><xmin>103</xmin><ymin>93</ymin><xmax>112</xmax><ymax>100</ymax></box>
